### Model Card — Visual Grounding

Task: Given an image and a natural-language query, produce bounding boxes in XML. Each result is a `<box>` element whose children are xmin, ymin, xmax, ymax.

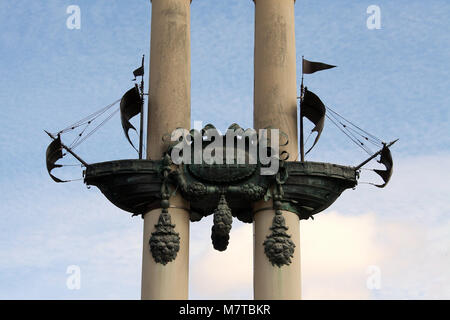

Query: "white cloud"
<box><xmin>190</xmin><ymin>219</ymin><xmax>253</xmax><ymax>300</ymax></box>
<box><xmin>190</xmin><ymin>210</ymin><xmax>449</xmax><ymax>300</ymax></box>
<box><xmin>300</xmin><ymin>212</ymin><xmax>382</xmax><ymax>299</ymax></box>
<box><xmin>300</xmin><ymin>211</ymin><xmax>425</xmax><ymax>299</ymax></box>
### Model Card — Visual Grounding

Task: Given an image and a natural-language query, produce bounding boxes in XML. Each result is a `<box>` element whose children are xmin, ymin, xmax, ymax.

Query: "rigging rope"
<box><xmin>51</xmin><ymin>98</ymin><xmax>121</xmax><ymax>150</ymax></box>
<box><xmin>57</xmin><ymin>98</ymin><xmax>121</xmax><ymax>135</ymax></box>
<box><xmin>71</xmin><ymin>107</ymin><xmax>120</xmax><ymax>150</ymax></box>
<box><xmin>69</xmin><ymin>121</ymin><xmax>92</xmax><ymax>148</ymax></box>
<box><xmin>304</xmin><ymin>131</ymin><xmax>312</xmax><ymax>146</ymax></box>
<box><xmin>326</xmin><ymin>106</ymin><xmax>383</xmax><ymax>145</ymax></box>
<box><xmin>327</xmin><ymin>111</ymin><xmax>374</xmax><ymax>154</ymax></box>
<box><xmin>343</xmin><ymin>125</ymin><xmax>381</xmax><ymax>147</ymax></box>
<box><xmin>320</xmin><ymin>103</ymin><xmax>389</xmax><ymax>156</ymax></box>
<box><xmin>66</xmin><ymin>178</ymin><xmax>84</xmax><ymax>182</ymax></box>
<box><xmin>325</xmin><ymin>113</ymin><xmax>373</xmax><ymax>155</ymax></box>
<box><xmin>57</xmin><ymin>161</ymin><xmax>82</xmax><ymax>167</ymax></box>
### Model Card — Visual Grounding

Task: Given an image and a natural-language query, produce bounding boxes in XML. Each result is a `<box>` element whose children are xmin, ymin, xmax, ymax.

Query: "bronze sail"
<box><xmin>301</xmin><ymin>88</ymin><xmax>326</xmax><ymax>154</ymax></box>
<box><xmin>373</xmin><ymin>145</ymin><xmax>393</xmax><ymax>188</ymax></box>
<box><xmin>45</xmin><ymin>134</ymin><xmax>67</xmax><ymax>183</ymax></box>
<box><xmin>120</xmin><ymin>85</ymin><xmax>142</xmax><ymax>149</ymax></box>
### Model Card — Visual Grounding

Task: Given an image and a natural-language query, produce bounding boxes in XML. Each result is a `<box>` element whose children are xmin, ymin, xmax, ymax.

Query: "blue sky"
<box><xmin>0</xmin><ymin>0</ymin><xmax>449</xmax><ymax>299</ymax></box>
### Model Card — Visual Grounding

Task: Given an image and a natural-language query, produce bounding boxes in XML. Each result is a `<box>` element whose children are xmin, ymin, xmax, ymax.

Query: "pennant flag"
<box><xmin>302</xmin><ymin>58</ymin><xmax>336</xmax><ymax>74</ymax></box>
<box><xmin>301</xmin><ymin>88</ymin><xmax>326</xmax><ymax>154</ymax></box>
<box><xmin>133</xmin><ymin>66</ymin><xmax>144</xmax><ymax>78</ymax></box>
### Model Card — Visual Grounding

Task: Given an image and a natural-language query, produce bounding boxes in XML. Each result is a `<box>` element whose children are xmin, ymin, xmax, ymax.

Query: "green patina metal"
<box><xmin>148</xmin><ymin>154</ymin><xmax>180</xmax><ymax>265</ymax></box>
<box><xmin>44</xmin><ymin>44</ymin><xmax>396</xmax><ymax>271</ymax></box>
<box><xmin>263</xmin><ymin>181</ymin><xmax>296</xmax><ymax>267</ymax></box>
<box><xmin>84</xmin><ymin>159</ymin><xmax>356</xmax><ymax>221</ymax></box>
<box><xmin>211</xmin><ymin>194</ymin><xmax>233</xmax><ymax>251</ymax></box>
<box><xmin>84</xmin><ymin>158</ymin><xmax>357</xmax><ymax>265</ymax></box>
<box><xmin>84</xmin><ymin>125</ymin><xmax>358</xmax><ymax>265</ymax></box>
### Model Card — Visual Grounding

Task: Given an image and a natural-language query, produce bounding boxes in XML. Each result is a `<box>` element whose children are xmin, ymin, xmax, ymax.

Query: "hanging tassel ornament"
<box><xmin>211</xmin><ymin>194</ymin><xmax>233</xmax><ymax>251</ymax></box>
<box><xmin>263</xmin><ymin>186</ymin><xmax>295</xmax><ymax>267</ymax></box>
<box><xmin>149</xmin><ymin>157</ymin><xmax>180</xmax><ymax>265</ymax></box>
<box><xmin>149</xmin><ymin>207</ymin><xmax>180</xmax><ymax>265</ymax></box>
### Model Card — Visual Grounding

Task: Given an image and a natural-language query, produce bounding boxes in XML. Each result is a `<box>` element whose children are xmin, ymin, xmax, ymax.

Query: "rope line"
<box><xmin>344</xmin><ymin>125</ymin><xmax>382</xmax><ymax>147</ymax></box>
<box><xmin>326</xmin><ymin>106</ymin><xmax>383</xmax><ymax>144</ymax></box>
<box><xmin>326</xmin><ymin>113</ymin><xmax>373</xmax><ymax>155</ymax></box>
<box><xmin>327</xmin><ymin>110</ymin><xmax>381</xmax><ymax>148</ymax></box>
<box><xmin>304</xmin><ymin>131</ymin><xmax>312</xmax><ymax>146</ymax></box>
<box><xmin>69</xmin><ymin>121</ymin><xmax>92</xmax><ymax>148</ymax></box>
<box><xmin>57</xmin><ymin>98</ymin><xmax>121</xmax><ymax>135</ymax></box>
<box><xmin>360</xmin><ymin>167</ymin><xmax>377</xmax><ymax>171</ymax></box>
<box><xmin>72</xmin><ymin>107</ymin><xmax>120</xmax><ymax>150</ymax></box>
<box><xmin>327</xmin><ymin>112</ymin><xmax>373</xmax><ymax>154</ymax></box>
<box><xmin>327</xmin><ymin>111</ymin><xmax>380</xmax><ymax>146</ymax></box>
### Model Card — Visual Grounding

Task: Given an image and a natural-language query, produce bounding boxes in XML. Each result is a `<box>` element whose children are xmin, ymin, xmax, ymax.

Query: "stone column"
<box><xmin>141</xmin><ymin>0</ymin><xmax>191</xmax><ymax>300</ymax></box>
<box><xmin>252</xmin><ymin>0</ymin><xmax>301</xmax><ymax>299</ymax></box>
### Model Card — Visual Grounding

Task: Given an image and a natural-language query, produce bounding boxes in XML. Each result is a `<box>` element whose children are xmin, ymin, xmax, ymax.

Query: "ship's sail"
<box><xmin>373</xmin><ymin>145</ymin><xmax>393</xmax><ymax>188</ymax></box>
<box><xmin>301</xmin><ymin>88</ymin><xmax>326</xmax><ymax>154</ymax></box>
<box><xmin>45</xmin><ymin>134</ymin><xmax>67</xmax><ymax>183</ymax></box>
<box><xmin>120</xmin><ymin>85</ymin><xmax>142</xmax><ymax>149</ymax></box>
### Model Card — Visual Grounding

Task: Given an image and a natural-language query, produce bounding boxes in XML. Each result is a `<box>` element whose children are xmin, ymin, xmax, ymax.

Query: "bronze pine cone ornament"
<box><xmin>211</xmin><ymin>194</ymin><xmax>233</xmax><ymax>251</ymax></box>
<box><xmin>149</xmin><ymin>209</ymin><xmax>181</xmax><ymax>265</ymax></box>
<box><xmin>263</xmin><ymin>212</ymin><xmax>296</xmax><ymax>267</ymax></box>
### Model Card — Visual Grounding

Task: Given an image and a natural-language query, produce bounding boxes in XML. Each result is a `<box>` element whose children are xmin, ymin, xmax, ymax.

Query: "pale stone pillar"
<box><xmin>141</xmin><ymin>196</ymin><xmax>190</xmax><ymax>300</ymax></box>
<box><xmin>141</xmin><ymin>0</ymin><xmax>191</xmax><ymax>300</ymax></box>
<box><xmin>252</xmin><ymin>0</ymin><xmax>301</xmax><ymax>300</ymax></box>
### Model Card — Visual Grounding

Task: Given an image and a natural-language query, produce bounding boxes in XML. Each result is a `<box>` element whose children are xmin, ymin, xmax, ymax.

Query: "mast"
<box><xmin>138</xmin><ymin>55</ymin><xmax>145</xmax><ymax>160</ymax></box>
<box><xmin>300</xmin><ymin>58</ymin><xmax>305</xmax><ymax>162</ymax></box>
<box><xmin>299</xmin><ymin>56</ymin><xmax>336</xmax><ymax>163</ymax></box>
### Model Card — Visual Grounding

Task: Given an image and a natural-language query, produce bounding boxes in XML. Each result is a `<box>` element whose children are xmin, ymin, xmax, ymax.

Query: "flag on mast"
<box><xmin>133</xmin><ymin>66</ymin><xmax>144</xmax><ymax>79</ymax></box>
<box><xmin>302</xmin><ymin>58</ymin><xmax>336</xmax><ymax>74</ymax></box>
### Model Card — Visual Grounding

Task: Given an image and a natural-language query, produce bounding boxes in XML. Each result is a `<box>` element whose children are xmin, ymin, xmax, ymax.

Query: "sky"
<box><xmin>0</xmin><ymin>0</ymin><xmax>449</xmax><ymax>299</ymax></box>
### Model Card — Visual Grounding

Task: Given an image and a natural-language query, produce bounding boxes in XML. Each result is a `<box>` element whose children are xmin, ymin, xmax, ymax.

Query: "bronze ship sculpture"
<box><xmin>45</xmin><ymin>56</ymin><xmax>397</xmax><ymax>267</ymax></box>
